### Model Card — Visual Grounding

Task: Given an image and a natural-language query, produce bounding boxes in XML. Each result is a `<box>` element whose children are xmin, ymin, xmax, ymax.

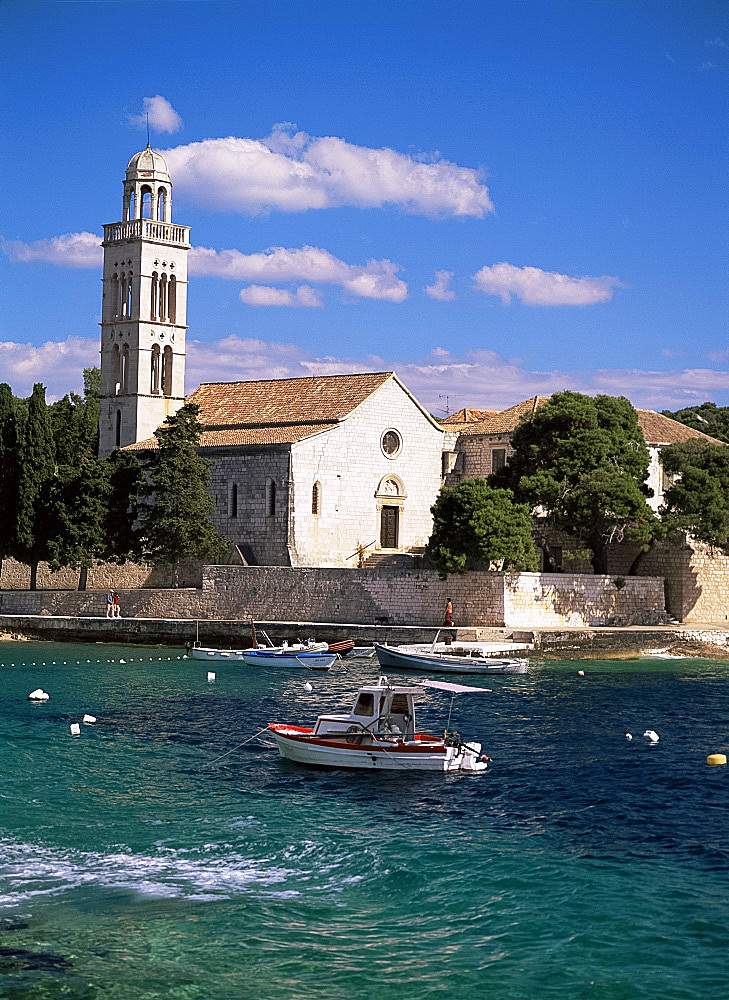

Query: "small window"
<box><xmin>381</xmin><ymin>429</ymin><xmax>402</xmax><ymax>458</ymax></box>
<box><xmin>353</xmin><ymin>693</ymin><xmax>375</xmax><ymax>716</ymax></box>
<box><xmin>491</xmin><ymin>448</ymin><xmax>506</xmax><ymax>473</ymax></box>
<box><xmin>229</xmin><ymin>483</ymin><xmax>238</xmax><ymax>519</ymax></box>
<box><xmin>391</xmin><ymin>694</ymin><xmax>409</xmax><ymax>714</ymax></box>
<box><xmin>266</xmin><ymin>478</ymin><xmax>276</xmax><ymax>517</ymax></box>
<box><xmin>115</xmin><ymin>409</ymin><xmax>122</xmax><ymax>448</ymax></box>
<box><xmin>312</xmin><ymin>481</ymin><xmax>321</xmax><ymax>515</ymax></box>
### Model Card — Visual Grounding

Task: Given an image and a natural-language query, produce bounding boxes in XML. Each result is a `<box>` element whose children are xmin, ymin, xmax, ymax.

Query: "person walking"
<box><xmin>106</xmin><ymin>590</ymin><xmax>114</xmax><ymax>618</ymax></box>
<box><xmin>443</xmin><ymin>598</ymin><xmax>453</xmax><ymax>627</ymax></box>
<box><xmin>112</xmin><ymin>591</ymin><xmax>121</xmax><ymax>618</ymax></box>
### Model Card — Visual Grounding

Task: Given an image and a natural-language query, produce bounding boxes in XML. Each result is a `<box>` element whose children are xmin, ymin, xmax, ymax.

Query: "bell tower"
<box><xmin>98</xmin><ymin>145</ymin><xmax>190</xmax><ymax>458</ymax></box>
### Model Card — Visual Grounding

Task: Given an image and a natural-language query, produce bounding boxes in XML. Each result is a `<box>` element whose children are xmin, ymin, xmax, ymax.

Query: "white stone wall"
<box><xmin>289</xmin><ymin>378</ymin><xmax>445</xmax><ymax>566</ymax></box>
<box><xmin>503</xmin><ymin>572</ymin><xmax>665</xmax><ymax>627</ymax></box>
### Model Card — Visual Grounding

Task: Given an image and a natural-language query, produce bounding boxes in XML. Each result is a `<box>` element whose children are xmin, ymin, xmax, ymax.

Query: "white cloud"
<box><xmin>2</xmin><ymin>232</ymin><xmax>407</xmax><ymax>303</ymax></box>
<box><xmin>707</xmin><ymin>347</ymin><xmax>729</xmax><ymax>363</ymax></box>
<box><xmin>239</xmin><ymin>284</ymin><xmax>323</xmax><ymax>307</ymax></box>
<box><xmin>0</xmin><ymin>338</ymin><xmax>99</xmax><ymax>400</ymax></box>
<box><xmin>162</xmin><ymin>126</ymin><xmax>493</xmax><ymax>217</ymax></box>
<box><xmin>129</xmin><ymin>95</ymin><xmax>183</xmax><ymax>134</ymax></box>
<box><xmin>425</xmin><ymin>270</ymin><xmax>455</xmax><ymax>301</ymax></box>
<box><xmin>5</xmin><ymin>336</ymin><xmax>728</xmax><ymax>413</ymax></box>
<box><xmin>1</xmin><ymin>232</ymin><xmax>101</xmax><ymax>268</ymax></box>
<box><xmin>473</xmin><ymin>262</ymin><xmax>622</xmax><ymax>306</ymax></box>
<box><xmin>190</xmin><ymin>244</ymin><xmax>407</xmax><ymax>302</ymax></box>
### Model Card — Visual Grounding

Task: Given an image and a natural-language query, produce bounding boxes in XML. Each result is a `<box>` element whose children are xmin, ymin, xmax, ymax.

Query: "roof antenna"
<box><xmin>146</xmin><ymin>112</ymin><xmax>150</xmax><ymax>149</ymax></box>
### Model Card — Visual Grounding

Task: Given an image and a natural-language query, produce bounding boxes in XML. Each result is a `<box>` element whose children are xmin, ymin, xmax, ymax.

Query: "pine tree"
<box><xmin>0</xmin><ymin>383</ymin><xmax>20</xmax><ymax>582</ymax></box>
<box><xmin>15</xmin><ymin>384</ymin><xmax>56</xmax><ymax>590</ymax></box>
<box><xmin>139</xmin><ymin>404</ymin><xmax>225</xmax><ymax>585</ymax></box>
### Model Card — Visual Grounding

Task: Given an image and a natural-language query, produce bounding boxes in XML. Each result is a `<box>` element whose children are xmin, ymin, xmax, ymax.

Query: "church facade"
<box><xmin>101</xmin><ymin>147</ymin><xmax>445</xmax><ymax>566</ymax></box>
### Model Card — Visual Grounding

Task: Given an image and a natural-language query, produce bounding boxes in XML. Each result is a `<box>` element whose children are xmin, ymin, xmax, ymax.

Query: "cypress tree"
<box><xmin>139</xmin><ymin>403</ymin><xmax>225</xmax><ymax>585</ymax></box>
<box><xmin>0</xmin><ymin>383</ymin><xmax>20</xmax><ymax>583</ymax></box>
<box><xmin>15</xmin><ymin>383</ymin><xmax>56</xmax><ymax>590</ymax></box>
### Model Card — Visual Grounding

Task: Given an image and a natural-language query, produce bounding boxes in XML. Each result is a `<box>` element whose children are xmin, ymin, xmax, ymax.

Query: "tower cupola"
<box><xmin>123</xmin><ymin>144</ymin><xmax>173</xmax><ymax>223</ymax></box>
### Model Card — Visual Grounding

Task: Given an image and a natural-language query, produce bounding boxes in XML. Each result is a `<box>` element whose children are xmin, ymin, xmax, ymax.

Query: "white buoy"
<box><xmin>69</xmin><ymin>722</ymin><xmax>81</xmax><ymax>736</ymax></box>
<box><xmin>625</xmin><ymin>733</ymin><xmax>633</xmax><ymax>741</ymax></box>
<box><xmin>643</xmin><ymin>730</ymin><xmax>659</xmax><ymax>743</ymax></box>
<box><xmin>82</xmin><ymin>714</ymin><xmax>97</xmax><ymax>724</ymax></box>
<box><xmin>577</xmin><ymin>669</ymin><xmax>585</xmax><ymax>677</ymax></box>
<box><xmin>28</xmin><ymin>689</ymin><xmax>50</xmax><ymax>701</ymax></box>
<box><xmin>183</xmin><ymin>655</ymin><xmax>188</xmax><ymax>659</ymax></box>
<box><xmin>207</xmin><ymin>671</ymin><xmax>216</xmax><ymax>682</ymax></box>
<box><xmin>119</xmin><ymin>658</ymin><xmax>126</xmax><ymax>664</ymax></box>
<box><xmin>303</xmin><ymin>681</ymin><xmax>313</xmax><ymax>692</ymax></box>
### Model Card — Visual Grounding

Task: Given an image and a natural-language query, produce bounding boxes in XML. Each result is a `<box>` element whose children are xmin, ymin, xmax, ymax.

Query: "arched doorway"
<box><xmin>375</xmin><ymin>476</ymin><xmax>406</xmax><ymax>549</ymax></box>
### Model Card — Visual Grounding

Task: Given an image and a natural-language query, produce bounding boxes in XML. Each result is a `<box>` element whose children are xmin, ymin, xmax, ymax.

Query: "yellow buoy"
<box><xmin>707</xmin><ymin>753</ymin><xmax>727</xmax><ymax>767</ymax></box>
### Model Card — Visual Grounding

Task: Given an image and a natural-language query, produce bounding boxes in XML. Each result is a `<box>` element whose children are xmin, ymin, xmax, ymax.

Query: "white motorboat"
<box><xmin>239</xmin><ymin>648</ymin><xmax>337</xmax><ymax>671</ymax></box>
<box><xmin>190</xmin><ymin>629</ymin><xmax>328</xmax><ymax>662</ymax></box>
<box><xmin>375</xmin><ymin>642</ymin><xmax>528</xmax><ymax>674</ymax></box>
<box><xmin>269</xmin><ymin>676</ymin><xmax>491</xmax><ymax>771</ymax></box>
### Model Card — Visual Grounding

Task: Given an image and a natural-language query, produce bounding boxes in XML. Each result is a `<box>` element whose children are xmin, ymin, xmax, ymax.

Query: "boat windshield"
<box><xmin>352</xmin><ymin>692</ymin><xmax>375</xmax><ymax>716</ymax></box>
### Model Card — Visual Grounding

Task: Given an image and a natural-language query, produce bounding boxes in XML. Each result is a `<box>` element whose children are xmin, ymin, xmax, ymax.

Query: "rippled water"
<box><xmin>1</xmin><ymin>640</ymin><xmax>728</xmax><ymax>999</ymax></box>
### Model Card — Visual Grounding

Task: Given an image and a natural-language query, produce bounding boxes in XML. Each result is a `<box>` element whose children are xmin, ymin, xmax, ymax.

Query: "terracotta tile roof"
<box><xmin>126</xmin><ymin>371</ymin><xmax>395</xmax><ymax>451</ymax></box>
<box><xmin>459</xmin><ymin>396</ymin><xmax>551</xmax><ymax>435</ymax></box>
<box><xmin>457</xmin><ymin>395</ymin><xmax>725</xmax><ymax>446</ymax></box>
<box><xmin>187</xmin><ymin>371</ymin><xmax>394</xmax><ymax>427</ymax></box>
<box><xmin>441</xmin><ymin>407</ymin><xmax>498</xmax><ymax>425</ymax></box>
<box><xmin>634</xmin><ymin>409</ymin><xmax>723</xmax><ymax>446</ymax></box>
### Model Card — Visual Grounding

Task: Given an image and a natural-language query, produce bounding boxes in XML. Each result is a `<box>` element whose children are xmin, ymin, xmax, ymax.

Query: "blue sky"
<box><xmin>1</xmin><ymin>0</ymin><xmax>727</xmax><ymax>414</ymax></box>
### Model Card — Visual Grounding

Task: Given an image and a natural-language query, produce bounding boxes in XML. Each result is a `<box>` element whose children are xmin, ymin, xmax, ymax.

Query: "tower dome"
<box><xmin>125</xmin><ymin>144</ymin><xmax>170</xmax><ymax>181</ymax></box>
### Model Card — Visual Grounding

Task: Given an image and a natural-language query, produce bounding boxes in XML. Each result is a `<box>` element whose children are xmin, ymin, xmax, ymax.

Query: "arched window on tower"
<box><xmin>229</xmin><ymin>483</ymin><xmax>238</xmax><ymax>519</ymax></box>
<box><xmin>115</xmin><ymin>409</ymin><xmax>122</xmax><ymax>448</ymax></box>
<box><xmin>168</xmin><ymin>274</ymin><xmax>176</xmax><ymax>323</ymax></box>
<box><xmin>141</xmin><ymin>186</ymin><xmax>152</xmax><ymax>220</ymax></box>
<box><xmin>112</xmin><ymin>344</ymin><xmax>121</xmax><ymax>394</ymax></box>
<box><xmin>118</xmin><ymin>273</ymin><xmax>125</xmax><ymax>317</ymax></box>
<box><xmin>150</xmin><ymin>272</ymin><xmax>158</xmax><ymax>319</ymax></box>
<box><xmin>128</xmin><ymin>190</ymin><xmax>135</xmax><ymax>220</ymax></box>
<box><xmin>121</xmin><ymin>344</ymin><xmax>130</xmax><ymax>393</ymax></box>
<box><xmin>312</xmin><ymin>481</ymin><xmax>321</xmax><ymax>516</ymax></box>
<box><xmin>126</xmin><ymin>274</ymin><xmax>133</xmax><ymax>319</ymax></box>
<box><xmin>159</xmin><ymin>274</ymin><xmax>167</xmax><ymax>322</ymax></box>
<box><xmin>266</xmin><ymin>478</ymin><xmax>276</xmax><ymax>517</ymax></box>
<box><xmin>150</xmin><ymin>343</ymin><xmax>161</xmax><ymax>394</ymax></box>
<box><xmin>111</xmin><ymin>274</ymin><xmax>119</xmax><ymax>318</ymax></box>
<box><xmin>162</xmin><ymin>345</ymin><xmax>173</xmax><ymax>396</ymax></box>
<box><xmin>157</xmin><ymin>188</ymin><xmax>167</xmax><ymax>222</ymax></box>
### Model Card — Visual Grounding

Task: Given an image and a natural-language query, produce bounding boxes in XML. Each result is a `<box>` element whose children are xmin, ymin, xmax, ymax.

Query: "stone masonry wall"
<box><xmin>0</xmin><ymin>566</ymin><xmax>664</xmax><ymax>628</ymax></box>
<box><xmin>0</xmin><ymin>557</ymin><xmax>202</xmax><ymax>591</ymax></box>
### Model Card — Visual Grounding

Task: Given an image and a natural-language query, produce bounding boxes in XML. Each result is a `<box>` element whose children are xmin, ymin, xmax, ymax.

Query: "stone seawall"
<box><xmin>0</xmin><ymin>565</ymin><xmax>665</xmax><ymax>628</ymax></box>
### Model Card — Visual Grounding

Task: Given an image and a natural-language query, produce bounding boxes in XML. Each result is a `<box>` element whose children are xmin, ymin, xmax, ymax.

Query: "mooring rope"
<box><xmin>200</xmin><ymin>725</ymin><xmax>271</xmax><ymax>769</ymax></box>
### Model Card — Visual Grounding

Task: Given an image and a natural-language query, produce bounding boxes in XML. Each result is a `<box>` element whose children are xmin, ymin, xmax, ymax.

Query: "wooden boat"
<box><xmin>269</xmin><ymin>676</ymin><xmax>491</xmax><ymax>772</ymax></box>
<box><xmin>327</xmin><ymin>639</ymin><xmax>355</xmax><ymax>656</ymax></box>
<box><xmin>375</xmin><ymin>642</ymin><xmax>528</xmax><ymax>674</ymax></box>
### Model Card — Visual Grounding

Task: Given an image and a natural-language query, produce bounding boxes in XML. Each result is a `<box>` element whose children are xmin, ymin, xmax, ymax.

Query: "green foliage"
<box><xmin>426</xmin><ymin>478</ymin><xmax>538</xmax><ymax>579</ymax></box>
<box><xmin>661</xmin><ymin>402</ymin><xmax>729</xmax><ymax>445</ymax></box>
<box><xmin>49</xmin><ymin>366</ymin><xmax>100</xmax><ymax>466</ymax></box>
<box><xmin>139</xmin><ymin>404</ymin><xmax>226</xmax><ymax>572</ymax></box>
<box><xmin>491</xmin><ymin>391</ymin><xmax>661</xmax><ymax>574</ymax></box>
<box><xmin>660</xmin><ymin>440</ymin><xmax>729</xmax><ymax>551</ymax></box>
<box><xmin>0</xmin><ymin>384</ymin><xmax>20</xmax><ymax>561</ymax></box>
<box><xmin>14</xmin><ymin>384</ymin><xmax>56</xmax><ymax>586</ymax></box>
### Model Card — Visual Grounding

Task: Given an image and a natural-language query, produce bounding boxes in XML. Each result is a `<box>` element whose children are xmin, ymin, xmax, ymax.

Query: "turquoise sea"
<box><xmin>1</xmin><ymin>640</ymin><xmax>728</xmax><ymax>999</ymax></box>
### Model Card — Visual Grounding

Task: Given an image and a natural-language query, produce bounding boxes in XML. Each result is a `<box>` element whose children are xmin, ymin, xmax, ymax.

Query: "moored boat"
<box><xmin>190</xmin><ymin>637</ymin><xmax>329</xmax><ymax>662</ymax></box>
<box><xmin>327</xmin><ymin>639</ymin><xmax>355</xmax><ymax>656</ymax></box>
<box><xmin>269</xmin><ymin>676</ymin><xmax>491</xmax><ymax>771</ymax></box>
<box><xmin>240</xmin><ymin>648</ymin><xmax>337</xmax><ymax>671</ymax></box>
<box><xmin>375</xmin><ymin>642</ymin><xmax>528</xmax><ymax>674</ymax></box>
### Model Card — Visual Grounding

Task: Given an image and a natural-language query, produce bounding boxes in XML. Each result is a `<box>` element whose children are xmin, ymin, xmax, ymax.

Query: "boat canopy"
<box><xmin>420</xmin><ymin>679</ymin><xmax>492</xmax><ymax>694</ymax></box>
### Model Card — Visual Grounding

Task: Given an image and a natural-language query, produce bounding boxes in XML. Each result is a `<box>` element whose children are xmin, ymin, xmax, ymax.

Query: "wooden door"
<box><xmin>380</xmin><ymin>505</ymin><xmax>399</xmax><ymax>548</ymax></box>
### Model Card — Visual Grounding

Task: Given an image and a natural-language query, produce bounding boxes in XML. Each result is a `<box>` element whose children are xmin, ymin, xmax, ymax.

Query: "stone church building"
<box><xmin>98</xmin><ymin>145</ymin><xmax>444</xmax><ymax>566</ymax></box>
